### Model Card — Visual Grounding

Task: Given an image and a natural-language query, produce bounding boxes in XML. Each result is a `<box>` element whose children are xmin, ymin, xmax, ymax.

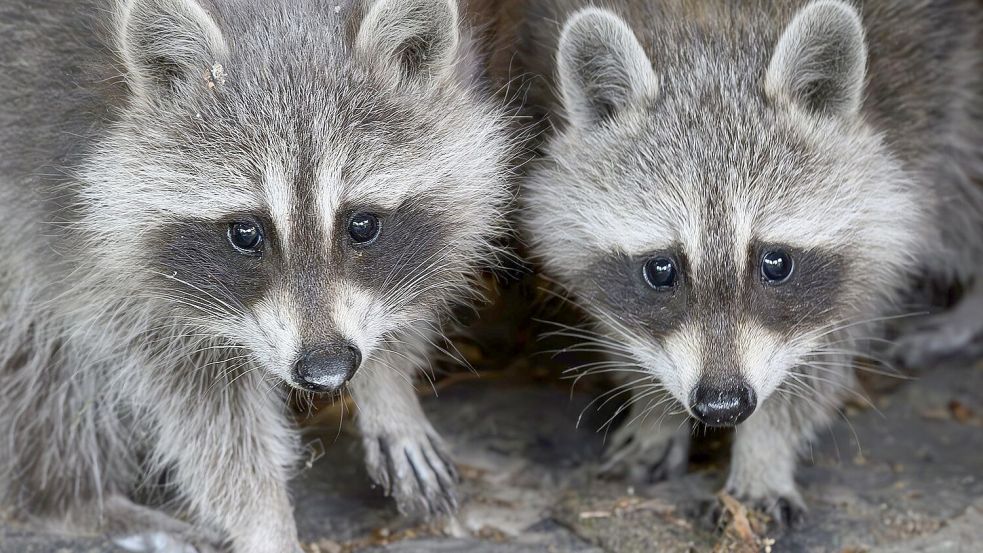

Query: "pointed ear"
<box><xmin>118</xmin><ymin>0</ymin><xmax>228</xmax><ymax>102</ymax></box>
<box><xmin>765</xmin><ymin>0</ymin><xmax>867</xmax><ymax>118</ymax></box>
<box><xmin>355</xmin><ymin>0</ymin><xmax>461</xmax><ymax>83</ymax></box>
<box><xmin>556</xmin><ymin>8</ymin><xmax>658</xmax><ymax>128</ymax></box>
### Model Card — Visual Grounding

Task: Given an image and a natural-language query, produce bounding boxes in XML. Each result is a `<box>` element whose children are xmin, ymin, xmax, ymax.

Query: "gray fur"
<box><xmin>0</xmin><ymin>0</ymin><xmax>513</xmax><ymax>550</ymax></box>
<box><xmin>556</xmin><ymin>7</ymin><xmax>658</xmax><ymax>127</ymax></box>
<box><xmin>514</xmin><ymin>0</ymin><xmax>983</xmax><ymax>526</ymax></box>
<box><xmin>765</xmin><ymin>0</ymin><xmax>867</xmax><ymax>118</ymax></box>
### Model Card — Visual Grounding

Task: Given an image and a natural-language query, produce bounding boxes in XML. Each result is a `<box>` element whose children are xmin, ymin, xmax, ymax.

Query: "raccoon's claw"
<box><xmin>599</xmin><ymin>421</ymin><xmax>689</xmax><ymax>484</ymax></box>
<box><xmin>767</xmin><ymin>496</ymin><xmax>808</xmax><ymax>528</ymax></box>
<box><xmin>364</xmin><ymin>430</ymin><xmax>459</xmax><ymax>518</ymax></box>
<box><xmin>704</xmin><ymin>490</ymin><xmax>807</xmax><ymax>532</ymax></box>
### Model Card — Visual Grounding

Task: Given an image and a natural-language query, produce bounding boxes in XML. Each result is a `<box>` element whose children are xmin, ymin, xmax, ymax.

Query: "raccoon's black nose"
<box><xmin>292</xmin><ymin>344</ymin><xmax>362</xmax><ymax>393</ymax></box>
<box><xmin>690</xmin><ymin>380</ymin><xmax>757</xmax><ymax>427</ymax></box>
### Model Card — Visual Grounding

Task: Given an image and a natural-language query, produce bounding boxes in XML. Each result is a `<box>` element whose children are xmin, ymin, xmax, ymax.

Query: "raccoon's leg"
<box><xmin>599</xmin><ymin>396</ymin><xmax>691</xmax><ymax>484</ymax></box>
<box><xmin>144</xmin><ymin>369</ymin><xmax>301</xmax><ymax>553</ymax></box>
<box><xmin>724</xmin><ymin>399</ymin><xmax>810</xmax><ymax>528</ymax></box>
<box><xmin>723</xmin><ymin>367</ymin><xmax>845</xmax><ymax>528</ymax></box>
<box><xmin>351</xmin><ymin>350</ymin><xmax>458</xmax><ymax>517</ymax></box>
<box><xmin>892</xmin><ymin>280</ymin><xmax>983</xmax><ymax>367</ymax></box>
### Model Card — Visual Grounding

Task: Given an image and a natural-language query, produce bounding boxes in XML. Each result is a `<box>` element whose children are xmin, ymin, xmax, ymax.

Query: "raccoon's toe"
<box><xmin>364</xmin><ymin>431</ymin><xmax>459</xmax><ymax>518</ymax></box>
<box><xmin>768</xmin><ymin>496</ymin><xmax>807</xmax><ymax>529</ymax></box>
<box><xmin>704</xmin><ymin>490</ymin><xmax>807</xmax><ymax>532</ymax></box>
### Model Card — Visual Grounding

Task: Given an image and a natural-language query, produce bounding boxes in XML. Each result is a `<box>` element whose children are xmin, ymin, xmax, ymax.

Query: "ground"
<box><xmin>2</xmin><ymin>357</ymin><xmax>981</xmax><ymax>553</ymax></box>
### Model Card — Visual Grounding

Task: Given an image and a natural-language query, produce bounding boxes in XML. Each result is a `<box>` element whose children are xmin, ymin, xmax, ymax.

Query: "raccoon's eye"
<box><xmin>761</xmin><ymin>250</ymin><xmax>794</xmax><ymax>284</ymax></box>
<box><xmin>228</xmin><ymin>221</ymin><xmax>264</xmax><ymax>255</ymax></box>
<box><xmin>348</xmin><ymin>212</ymin><xmax>381</xmax><ymax>245</ymax></box>
<box><xmin>643</xmin><ymin>257</ymin><xmax>677</xmax><ymax>290</ymax></box>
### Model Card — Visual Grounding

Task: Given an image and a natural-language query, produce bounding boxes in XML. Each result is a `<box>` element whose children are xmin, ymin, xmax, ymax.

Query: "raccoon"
<box><xmin>0</xmin><ymin>0</ymin><xmax>512</xmax><ymax>550</ymax></box>
<box><xmin>514</xmin><ymin>0</ymin><xmax>983</xmax><ymax>525</ymax></box>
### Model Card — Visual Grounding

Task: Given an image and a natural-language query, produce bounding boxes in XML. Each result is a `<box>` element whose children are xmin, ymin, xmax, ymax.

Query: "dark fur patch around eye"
<box><xmin>750</xmin><ymin>244</ymin><xmax>844</xmax><ymax>334</ymax></box>
<box><xmin>144</xmin><ymin>197</ymin><xmax>452</xmax><ymax>341</ymax></box>
<box><xmin>145</xmin><ymin>218</ymin><xmax>279</xmax><ymax>316</ymax></box>
<box><xmin>281</xmin><ymin>198</ymin><xmax>454</xmax><ymax>345</ymax></box>
<box><xmin>338</xmin><ymin>200</ymin><xmax>450</xmax><ymax>299</ymax></box>
<box><xmin>578</xmin><ymin>248</ymin><xmax>690</xmax><ymax>339</ymax></box>
<box><xmin>573</xmin><ymin>244</ymin><xmax>844</xmax><ymax>346</ymax></box>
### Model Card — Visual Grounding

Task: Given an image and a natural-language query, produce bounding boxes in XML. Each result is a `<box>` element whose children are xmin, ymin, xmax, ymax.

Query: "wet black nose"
<box><xmin>689</xmin><ymin>380</ymin><xmax>757</xmax><ymax>427</ymax></box>
<box><xmin>292</xmin><ymin>344</ymin><xmax>362</xmax><ymax>393</ymax></box>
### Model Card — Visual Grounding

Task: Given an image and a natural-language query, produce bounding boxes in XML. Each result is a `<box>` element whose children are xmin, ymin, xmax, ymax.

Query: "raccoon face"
<box><xmin>526</xmin><ymin>3</ymin><xmax>924</xmax><ymax>425</ymax></box>
<box><xmin>80</xmin><ymin>0</ymin><xmax>510</xmax><ymax>392</ymax></box>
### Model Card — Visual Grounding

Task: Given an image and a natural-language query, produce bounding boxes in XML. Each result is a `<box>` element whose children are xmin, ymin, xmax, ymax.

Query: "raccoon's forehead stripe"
<box><xmin>263</xmin><ymin>163</ymin><xmax>294</xmax><ymax>251</ymax></box>
<box><xmin>280</xmin><ymin>142</ymin><xmax>337</xmax><ymax>254</ymax></box>
<box><xmin>316</xmin><ymin>160</ymin><xmax>343</xmax><ymax>245</ymax></box>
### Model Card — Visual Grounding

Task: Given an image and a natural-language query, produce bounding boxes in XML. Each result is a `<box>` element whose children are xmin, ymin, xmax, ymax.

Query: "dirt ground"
<box><xmin>3</xmin><ymin>355</ymin><xmax>981</xmax><ymax>553</ymax></box>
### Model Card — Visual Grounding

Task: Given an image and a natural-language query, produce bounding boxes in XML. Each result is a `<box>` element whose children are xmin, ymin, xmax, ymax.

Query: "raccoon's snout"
<box><xmin>689</xmin><ymin>379</ymin><xmax>757</xmax><ymax>427</ymax></box>
<box><xmin>291</xmin><ymin>344</ymin><xmax>362</xmax><ymax>393</ymax></box>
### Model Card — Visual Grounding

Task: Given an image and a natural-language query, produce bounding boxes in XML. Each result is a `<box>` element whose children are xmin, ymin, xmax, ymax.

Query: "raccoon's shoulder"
<box><xmin>0</xmin><ymin>0</ymin><xmax>123</xmax><ymax>180</ymax></box>
<box><xmin>861</xmin><ymin>0</ymin><xmax>983</xmax><ymax>160</ymax></box>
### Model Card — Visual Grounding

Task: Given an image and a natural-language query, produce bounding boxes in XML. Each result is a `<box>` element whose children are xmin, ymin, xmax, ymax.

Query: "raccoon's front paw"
<box><xmin>600</xmin><ymin>420</ymin><xmax>689</xmax><ymax>483</ymax></box>
<box><xmin>363</xmin><ymin>428</ymin><xmax>459</xmax><ymax>517</ymax></box>
<box><xmin>113</xmin><ymin>532</ymin><xmax>219</xmax><ymax>553</ymax></box>
<box><xmin>707</xmin><ymin>489</ymin><xmax>806</xmax><ymax>531</ymax></box>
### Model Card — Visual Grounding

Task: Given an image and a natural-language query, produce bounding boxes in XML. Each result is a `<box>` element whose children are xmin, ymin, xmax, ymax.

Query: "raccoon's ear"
<box><xmin>556</xmin><ymin>8</ymin><xmax>658</xmax><ymax>128</ymax></box>
<box><xmin>355</xmin><ymin>0</ymin><xmax>461</xmax><ymax>83</ymax></box>
<box><xmin>765</xmin><ymin>0</ymin><xmax>867</xmax><ymax>118</ymax></box>
<box><xmin>117</xmin><ymin>0</ymin><xmax>228</xmax><ymax>103</ymax></box>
